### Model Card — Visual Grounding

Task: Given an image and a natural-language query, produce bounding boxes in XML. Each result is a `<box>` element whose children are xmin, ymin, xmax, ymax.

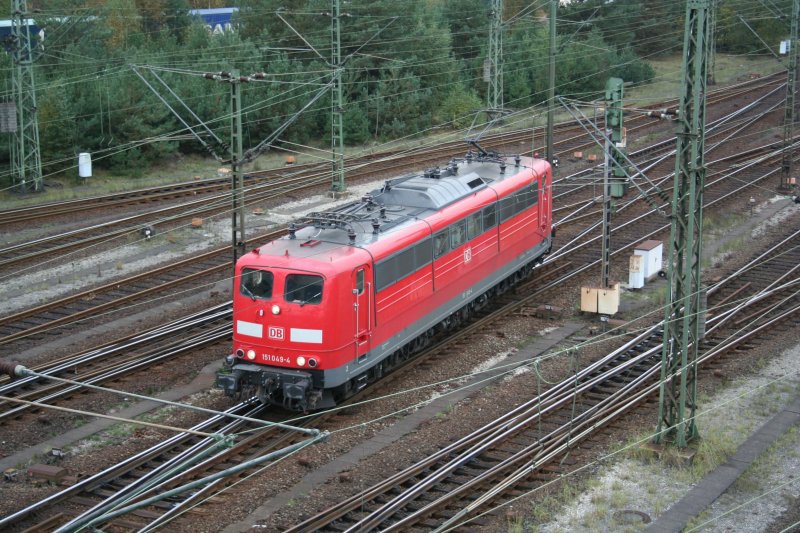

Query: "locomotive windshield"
<box><xmin>240</xmin><ymin>268</ymin><xmax>274</xmax><ymax>300</ymax></box>
<box><xmin>285</xmin><ymin>274</ymin><xmax>324</xmax><ymax>305</ymax></box>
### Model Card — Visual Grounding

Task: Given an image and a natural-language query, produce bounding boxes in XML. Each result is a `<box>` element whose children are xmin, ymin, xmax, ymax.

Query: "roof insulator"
<box><xmin>372</xmin><ymin>218</ymin><xmax>380</xmax><ymax>234</ymax></box>
<box><xmin>380</xmin><ymin>206</ymin><xmax>387</xmax><ymax>219</ymax></box>
<box><xmin>515</xmin><ymin>155</ymin><xmax>521</xmax><ymax>167</ymax></box>
<box><xmin>500</xmin><ymin>161</ymin><xmax>506</xmax><ymax>174</ymax></box>
<box><xmin>347</xmin><ymin>228</ymin><xmax>357</xmax><ymax>245</ymax></box>
<box><xmin>288</xmin><ymin>222</ymin><xmax>297</xmax><ymax>239</ymax></box>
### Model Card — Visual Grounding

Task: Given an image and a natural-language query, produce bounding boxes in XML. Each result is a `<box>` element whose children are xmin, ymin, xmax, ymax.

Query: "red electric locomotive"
<box><xmin>216</xmin><ymin>152</ymin><xmax>553</xmax><ymax>410</ymax></box>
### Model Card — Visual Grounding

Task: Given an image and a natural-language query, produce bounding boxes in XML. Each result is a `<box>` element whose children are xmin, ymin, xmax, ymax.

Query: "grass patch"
<box><xmin>717</xmin><ymin>235</ymin><xmax>748</xmax><ymax>255</ymax></box>
<box><xmin>703</xmin><ymin>211</ymin><xmax>748</xmax><ymax>235</ymax></box>
<box><xmin>626</xmin><ymin>53</ymin><xmax>780</xmax><ymax>108</ymax></box>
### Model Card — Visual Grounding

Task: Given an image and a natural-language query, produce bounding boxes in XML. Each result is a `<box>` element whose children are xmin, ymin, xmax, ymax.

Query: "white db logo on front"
<box><xmin>268</xmin><ymin>326</ymin><xmax>285</xmax><ymax>340</ymax></box>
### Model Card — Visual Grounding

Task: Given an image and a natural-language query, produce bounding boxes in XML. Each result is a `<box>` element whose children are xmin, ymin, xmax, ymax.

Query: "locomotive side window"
<box><xmin>450</xmin><ymin>220</ymin><xmax>466</xmax><ymax>248</ymax></box>
<box><xmin>499</xmin><ymin>196</ymin><xmax>515</xmax><ymax>222</ymax></box>
<box><xmin>522</xmin><ymin>181</ymin><xmax>539</xmax><ymax>208</ymax></box>
<box><xmin>285</xmin><ymin>274</ymin><xmax>324</xmax><ymax>305</ymax></box>
<box><xmin>240</xmin><ymin>268</ymin><xmax>274</xmax><ymax>300</ymax></box>
<box><xmin>466</xmin><ymin>212</ymin><xmax>482</xmax><ymax>240</ymax></box>
<box><xmin>375</xmin><ymin>238</ymin><xmax>433</xmax><ymax>292</ymax></box>
<box><xmin>434</xmin><ymin>230</ymin><xmax>449</xmax><ymax>258</ymax></box>
<box><xmin>396</xmin><ymin>247</ymin><xmax>416</xmax><ymax>277</ymax></box>
<box><xmin>414</xmin><ymin>238</ymin><xmax>433</xmax><ymax>268</ymax></box>
<box><xmin>483</xmin><ymin>204</ymin><xmax>497</xmax><ymax>229</ymax></box>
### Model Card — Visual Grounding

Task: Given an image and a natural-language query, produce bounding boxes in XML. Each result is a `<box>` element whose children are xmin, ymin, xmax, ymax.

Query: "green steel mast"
<box><xmin>330</xmin><ymin>0</ymin><xmax>346</xmax><ymax>193</ymax></box>
<box><xmin>782</xmin><ymin>0</ymin><xmax>799</xmax><ymax>190</ymax></box>
<box><xmin>9</xmin><ymin>0</ymin><xmax>42</xmax><ymax>192</ymax></box>
<box><xmin>655</xmin><ymin>0</ymin><xmax>711</xmax><ymax>449</ymax></box>
<box><xmin>487</xmin><ymin>0</ymin><xmax>503</xmax><ymax>110</ymax></box>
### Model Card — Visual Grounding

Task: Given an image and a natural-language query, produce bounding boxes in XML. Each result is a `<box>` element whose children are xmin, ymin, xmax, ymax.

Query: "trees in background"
<box><xmin>3</xmin><ymin>0</ymin><xmax>661</xmax><ymax>180</ymax></box>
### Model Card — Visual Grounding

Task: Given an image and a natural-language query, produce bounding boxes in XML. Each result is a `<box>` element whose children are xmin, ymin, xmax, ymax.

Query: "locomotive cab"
<box><xmin>217</xmin><ymin>239</ymin><xmax>374</xmax><ymax>410</ymax></box>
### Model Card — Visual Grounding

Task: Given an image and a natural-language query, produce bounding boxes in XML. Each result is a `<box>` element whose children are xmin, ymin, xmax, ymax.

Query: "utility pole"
<box><xmin>781</xmin><ymin>0</ymin><xmax>799</xmax><ymax>190</ymax></box>
<box><xmin>8</xmin><ymin>0</ymin><xmax>43</xmax><ymax>192</ymax></box>
<box><xmin>229</xmin><ymin>70</ymin><xmax>246</xmax><ymax>266</ymax></box>
<box><xmin>486</xmin><ymin>0</ymin><xmax>503</xmax><ymax>110</ymax></box>
<box><xmin>600</xmin><ymin>121</ymin><xmax>611</xmax><ymax>289</ymax></box>
<box><xmin>330</xmin><ymin>0</ymin><xmax>346</xmax><ymax>193</ymax></box>
<box><xmin>546</xmin><ymin>0</ymin><xmax>556</xmax><ymax>168</ymax></box>
<box><xmin>655</xmin><ymin>0</ymin><xmax>711</xmax><ymax>449</ymax></box>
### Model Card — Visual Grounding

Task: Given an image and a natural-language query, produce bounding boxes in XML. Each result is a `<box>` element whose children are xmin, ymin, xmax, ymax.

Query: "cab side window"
<box><xmin>356</xmin><ymin>269</ymin><xmax>365</xmax><ymax>295</ymax></box>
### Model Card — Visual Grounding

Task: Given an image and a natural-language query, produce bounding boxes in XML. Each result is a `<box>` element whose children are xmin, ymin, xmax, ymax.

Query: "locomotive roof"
<box><xmin>247</xmin><ymin>156</ymin><xmax>546</xmax><ymax>267</ymax></box>
<box><xmin>377</xmin><ymin>170</ymin><xmax>491</xmax><ymax>210</ymax></box>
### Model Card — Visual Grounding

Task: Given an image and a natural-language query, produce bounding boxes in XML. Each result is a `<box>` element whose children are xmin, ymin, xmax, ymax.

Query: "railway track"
<box><xmin>0</xmin><ymin>74</ymin><xmax>781</xmax><ymax>276</ymax></box>
<box><xmin>281</xmin><ymin>235</ymin><xmax>800</xmax><ymax>533</ymax></box>
<box><xmin>0</xmin><ymin>81</ymin><xmax>784</xmax><ymax>357</ymax></box>
<box><xmin>0</xmin><ymin>72</ymin><xmax>791</xmax><ymax>530</ymax></box>
<box><xmin>0</xmin><ymin>90</ymin><xmax>789</xmax><ymax>444</ymax></box>
<box><xmin>0</xmin><ymin>304</ymin><xmax>232</xmax><ymax>423</ymax></box>
<box><xmin>4</xmin><ymin>137</ymin><xmax>795</xmax><ymax>531</ymax></box>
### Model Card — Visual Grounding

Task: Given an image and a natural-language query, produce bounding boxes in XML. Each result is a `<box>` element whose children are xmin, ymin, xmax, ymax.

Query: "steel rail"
<box><xmin>0</xmin><ymin>400</ymin><xmax>264</xmax><ymax>529</ymax></box>
<box><xmin>287</xmin><ymin>237</ymin><xmax>800</xmax><ymax>532</ymax></box>
<box><xmin>18</xmin><ymin>162</ymin><xmax>792</xmax><ymax>532</ymax></box>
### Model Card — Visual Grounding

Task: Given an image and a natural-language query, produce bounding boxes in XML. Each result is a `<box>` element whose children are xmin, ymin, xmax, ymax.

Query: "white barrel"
<box><xmin>78</xmin><ymin>152</ymin><xmax>92</xmax><ymax>178</ymax></box>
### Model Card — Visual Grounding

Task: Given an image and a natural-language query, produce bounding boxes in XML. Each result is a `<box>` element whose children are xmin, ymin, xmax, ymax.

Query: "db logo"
<box><xmin>463</xmin><ymin>247</ymin><xmax>472</xmax><ymax>264</ymax></box>
<box><xmin>268</xmin><ymin>326</ymin><xmax>285</xmax><ymax>340</ymax></box>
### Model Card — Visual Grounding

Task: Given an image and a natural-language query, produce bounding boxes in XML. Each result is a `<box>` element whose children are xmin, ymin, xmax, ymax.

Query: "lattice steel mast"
<box><xmin>655</xmin><ymin>0</ymin><xmax>711</xmax><ymax>448</ymax></box>
<box><xmin>487</xmin><ymin>0</ymin><xmax>503</xmax><ymax>110</ymax></box>
<box><xmin>782</xmin><ymin>0</ymin><xmax>800</xmax><ymax>190</ymax></box>
<box><xmin>9</xmin><ymin>0</ymin><xmax>42</xmax><ymax>192</ymax></box>
<box><xmin>330</xmin><ymin>0</ymin><xmax>346</xmax><ymax>193</ymax></box>
<box><xmin>546</xmin><ymin>0</ymin><xmax>556</xmax><ymax>167</ymax></box>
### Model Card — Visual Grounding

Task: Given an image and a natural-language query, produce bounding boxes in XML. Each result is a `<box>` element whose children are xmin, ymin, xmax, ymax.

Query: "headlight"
<box><xmin>296</xmin><ymin>356</ymin><xmax>306</xmax><ymax>367</ymax></box>
<box><xmin>246</xmin><ymin>349</ymin><xmax>256</xmax><ymax>360</ymax></box>
<box><xmin>271</xmin><ymin>304</ymin><xmax>281</xmax><ymax>315</ymax></box>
